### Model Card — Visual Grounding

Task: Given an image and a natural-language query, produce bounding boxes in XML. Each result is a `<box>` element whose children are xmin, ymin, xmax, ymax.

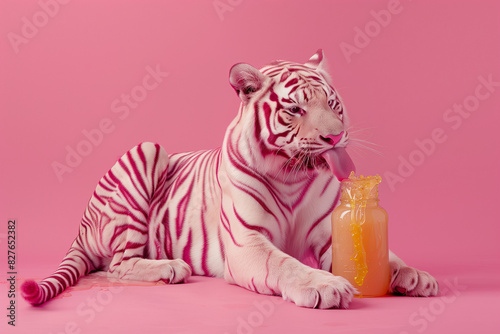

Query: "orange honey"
<box><xmin>331</xmin><ymin>172</ymin><xmax>390</xmax><ymax>297</ymax></box>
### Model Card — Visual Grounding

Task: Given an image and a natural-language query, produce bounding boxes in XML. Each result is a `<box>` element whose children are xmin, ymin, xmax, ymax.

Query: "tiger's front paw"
<box><xmin>282</xmin><ymin>269</ymin><xmax>356</xmax><ymax>309</ymax></box>
<box><xmin>390</xmin><ymin>262</ymin><xmax>438</xmax><ymax>297</ymax></box>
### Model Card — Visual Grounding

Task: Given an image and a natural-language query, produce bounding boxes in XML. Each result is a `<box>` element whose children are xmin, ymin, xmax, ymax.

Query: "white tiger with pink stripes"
<box><xmin>22</xmin><ymin>50</ymin><xmax>438</xmax><ymax>308</ymax></box>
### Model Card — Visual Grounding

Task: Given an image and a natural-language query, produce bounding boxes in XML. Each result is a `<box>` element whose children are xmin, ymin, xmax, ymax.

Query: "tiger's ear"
<box><xmin>229</xmin><ymin>63</ymin><xmax>266</xmax><ymax>103</ymax></box>
<box><xmin>305</xmin><ymin>49</ymin><xmax>326</xmax><ymax>70</ymax></box>
<box><xmin>305</xmin><ymin>49</ymin><xmax>332</xmax><ymax>84</ymax></box>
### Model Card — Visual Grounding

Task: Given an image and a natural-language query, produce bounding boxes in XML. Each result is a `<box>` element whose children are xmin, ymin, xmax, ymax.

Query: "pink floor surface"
<box><xmin>2</xmin><ymin>261</ymin><xmax>499</xmax><ymax>334</ymax></box>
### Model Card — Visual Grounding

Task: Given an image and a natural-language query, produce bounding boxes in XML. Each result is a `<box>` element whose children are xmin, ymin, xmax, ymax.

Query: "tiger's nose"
<box><xmin>320</xmin><ymin>131</ymin><xmax>344</xmax><ymax>146</ymax></box>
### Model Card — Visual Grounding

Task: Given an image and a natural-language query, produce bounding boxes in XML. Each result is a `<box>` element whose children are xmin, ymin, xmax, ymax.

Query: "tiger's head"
<box><xmin>227</xmin><ymin>50</ymin><xmax>355</xmax><ymax>181</ymax></box>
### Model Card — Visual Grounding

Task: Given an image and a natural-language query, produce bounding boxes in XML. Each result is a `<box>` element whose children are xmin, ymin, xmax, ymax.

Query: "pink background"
<box><xmin>1</xmin><ymin>0</ymin><xmax>499</xmax><ymax>333</ymax></box>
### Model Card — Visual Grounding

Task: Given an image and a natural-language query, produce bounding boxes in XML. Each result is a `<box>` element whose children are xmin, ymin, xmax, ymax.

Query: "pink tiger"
<box><xmin>22</xmin><ymin>50</ymin><xmax>438</xmax><ymax>308</ymax></box>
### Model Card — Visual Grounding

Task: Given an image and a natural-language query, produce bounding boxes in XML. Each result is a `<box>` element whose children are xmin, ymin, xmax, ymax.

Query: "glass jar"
<box><xmin>331</xmin><ymin>173</ymin><xmax>390</xmax><ymax>297</ymax></box>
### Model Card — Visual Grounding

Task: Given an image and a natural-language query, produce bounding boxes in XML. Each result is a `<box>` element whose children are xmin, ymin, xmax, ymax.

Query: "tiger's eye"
<box><xmin>243</xmin><ymin>86</ymin><xmax>256</xmax><ymax>94</ymax></box>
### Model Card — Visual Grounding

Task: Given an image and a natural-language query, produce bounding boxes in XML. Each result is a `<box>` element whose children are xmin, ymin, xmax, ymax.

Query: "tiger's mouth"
<box><xmin>285</xmin><ymin>147</ymin><xmax>355</xmax><ymax>180</ymax></box>
<box><xmin>286</xmin><ymin>152</ymin><xmax>329</xmax><ymax>172</ymax></box>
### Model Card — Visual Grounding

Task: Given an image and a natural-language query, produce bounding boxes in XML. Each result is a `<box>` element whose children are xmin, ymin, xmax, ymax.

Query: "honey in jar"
<box><xmin>331</xmin><ymin>172</ymin><xmax>390</xmax><ymax>297</ymax></box>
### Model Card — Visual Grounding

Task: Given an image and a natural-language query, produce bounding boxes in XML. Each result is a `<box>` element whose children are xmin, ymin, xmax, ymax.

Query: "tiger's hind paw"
<box><xmin>390</xmin><ymin>262</ymin><xmax>439</xmax><ymax>297</ymax></box>
<box><xmin>110</xmin><ymin>258</ymin><xmax>192</xmax><ymax>283</ymax></box>
<box><xmin>159</xmin><ymin>259</ymin><xmax>192</xmax><ymax>284</ymax></box>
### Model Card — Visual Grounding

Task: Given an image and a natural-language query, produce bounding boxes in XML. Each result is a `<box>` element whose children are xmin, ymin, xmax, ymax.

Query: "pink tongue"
<box><xmin>322</xmin><ymin>148</ymin><xmax>356</xmax><ymax>181</ymax></box>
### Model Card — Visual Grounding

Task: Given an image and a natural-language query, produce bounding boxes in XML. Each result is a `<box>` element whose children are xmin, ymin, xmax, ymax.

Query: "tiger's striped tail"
<box><xmin>21</xmin><ymin>239</ymin><xmax>95</xmax><ymax>305</ymax></box>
